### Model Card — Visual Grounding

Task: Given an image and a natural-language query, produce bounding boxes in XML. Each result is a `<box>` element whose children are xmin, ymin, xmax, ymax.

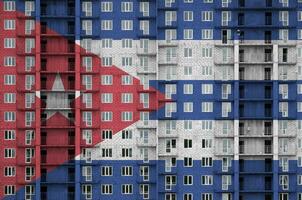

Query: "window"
<box><xmin>222</xmin><ymin>11</ymin><xmax>231</xmax><ymax>26</ymax></box>
<box><xmin>4</xmin><ymin>112</ymin><xmax>15</xmax><ymax>121</ymax></box>
<box><xmin>4</xmin><ymin>19</ymin><xmax>15</xmax><ymax>30</ymax></box>
<box><xmin>25</xmin><ymin>111</ymin><xmax>35</xmax><ymax>127</ymax></box>
<box><xmin>82</xmin><ymin>185</ymin><xmax>92</xmax><ymax>199</ymax></box>
<box><xmin>82</xmin><ymin>93</ymin><xmax>92</xmax><ymax>108</ymax></box>
<box><xmin>101</xmin><ymin>184</ymin><xmax>113</xmax><ymax>195</ymax></box>
<box><xmin>140</xmin><ymin>2</ymin><xmax>149</xmax><ymax>16</ymax></box>
<box><xmin>102</xmin><ymin>57</ymin><xmax>112</xmax><ymax>66</ymax></box>
<box><xmin>121</xmin><ymin>2</ymin><xmax>133</xmax><ymax>12</ymax></box>
<box><xmin>25</xmin><ymin>20</ymin><xmax>35</xmax><ymax>35</ymax></box>
<box><xmin>4</xmin><ymin>185</ymin><xmax>15</xmax><ymax>195</ymax></box>
<box><xmin>101</xmin><ymin>93</ymin><xmax>113</xmax><ymax>103</ymax></box>
<box><xmin>184</xmin><ymin>84</ymin><xmax>193</xmax><ymax>94</ymax></box>
<box><xmin>4</xmin><ymin>148</ymin><xmax>15</xmax><ymax>158</ymax></box>
<box><xmin>4</xmin><ymin>1</ymin><xmax>16</xmax><ymax>11</ymax></box>
<box><xmin>140</xmin><ymin>20</ymin><xmax>149</xmax><ymax>35</ymax></box>
<box><xmin>121</xmin><ymin>184</ymin><xmax>133</xmax><ymax>194</ymax></box>
<box><xmin>25</xmin><ymin>56</ymin><xmax>35</xmax><ymax>71</ymax></box>
<box><xmin>222</xmin><ymin>175</ymin><xmax>232</xmax><ymax>190</ymax></box>
<box><xmin>298</xmin><ymin>84</ymin><xmax>302</xmax><ymax>94</ymax></box>
<box><xmin>202</xmin><ymin>102</ymin><xmax>213</xmax><ymax>112</ymax></box>
<box><xmin>101</xmin><ymin>20</ymin><xmax>113</xmax><ymax>30</ymax></box>
<box><xmin>102</xmin><ymin>130</ymin><xmax>112</xmax><ymax>140</ymax></box>
<box><xmin>201</xmin><ymin>175</ymin><xmax>213</xmax><ymax>185</ymax></box>
<box><xmin>202</xmin><ymin>11</ymin><xmax>213</xmax><ymax>21</ymax></box>
<box><xmin>82</xmin><ymin>130</ymin><xmax>92</xmax><ymax>145</ymax></box>
<box><xmin>25</xmin><ymin>38</ymin><xmax>35</xmax><ymax>53</ymax></box>
<box><xmin>119</xmin><ymin>129</ymin><xmax>131</xmax><ymax>140</ymax></box>
<box><xmin>82</xmin><ymin>1</ymin><xmax>92</xmax><ymax>16</ymax></box>
<box><xmin>184</xmin><ymin>102</ymin><xmax>193</xmax><ymax>112</ymax></box>
<box><xmin>121</xmin><ymin>93</ymin><xmax>133</xmax><ymax>103</ymax></box>
<box><xmin>279</xmin><ymin>175</ymin><xmax>289</xmax><ymax>190</ymax></box>
<box><xmin>184</xmin><ymin>66</ymin><xmax>193</xmax><ymax>76</ymax></box>
<box><xmin>201</xmin><ymin>139</ymin><xmax>212</xmax><ymax>148</ymax></box>
<box><xmin>202</xmin><ymin>84</ymin><xmax>213</xmax><ymax>94</ymax></box>
<box><xmin>184</xmin><ymin>11</ymin><xmax>193</xmax><ymax>21</ymax></box>
<box><xmin>202</xmin><ymin>66</ymin><xmax>213</xmax><ymax>76</ymax></box>
<box><xmin>4</xmin><ymin>38</ymin><xmax>15</xmax><ymax>48</ymax></box>
<box><xmin>184</xmin><ymin>157</ymin><xmax>193</xmax><ymax>167</ymax></box>
<box><xmin>183</xmin><ymin>175</ymin><xmax>193</xmax><ymax>185</ymax></box>
<box><xmin>201</xmin><ymin>157</ymin><xmax>213</xmax><ymax>167</ymax></box>
<box><xmin>121</xmin><ymin>75</ymin><xmax>133</xmax><ymax>85</ymax></box>
<box><xmin>201</xmin><ymin>120</ymin><xmax>213</xmax><ymax>130</ymax></box>
<box><xmin>165</xmin><ymin>11</ymin><xmax>177</xmax><ymax>26</ymax></box>
<box><xmin>184</xmin><ymin>29</ymin><xmax>193</xmax><ymax>40</ymax></box>
<box><xmin>101</xmin><ymin>112</ymin><xmax>113</xmax><ymax>121</ymax></box>
<box><xmin>202</xmin><ymin>193</ymin><xmax>213</xmax><ymax>200</ymax></box>
<box><xmin>222</xmin><ymin>102</ymin><xmax>232</xmax><ymax>117</ymax></box>
<box><xmin>121</xmin><ymin>166</ymin><xmax>133</xmax><ymax>176</ymax></box>
<box><xmin>184</xmin><ymin>139</ymin><xmax>192</xmax><ymax>148</ymax></box>
<box><xmin>101</xmin><ymin>75</ymin><xmax>113</xmax><ymax>85</ymax></box>
<box><xmin>122</xmin><ymin>57</ymin><xmax>133</xmax><ymax>67</ymax></box>
<box><xmin>4</xmin><ymin>75</ymin><xmax>16</xmax><ymax>85</ymax></box>
<box><xmin>202</xmin><ymin>47</ymin><xmax>212</xmax><ymax>58</ymax></box>
<box><xmin>82</xmin><ymin>166</ymin><xmax>92</xmax><ymax>181</ymax></box>
<box><xmin>299</xmin><ymin>11</ymin><xmax>302</xmax><ymax>21</ymax></box>
<box><xmin>165</xmin><ymin>175</ymin><xmax>177</xmax><ymax>190</ymax></box>
<box><xmin>279</xmin><ymin>11</ymin><xmax>289</xmax><ymax>26</ymax></box>
<box><xmin>280</xmin><ymin>29</ymin><xmax>288</xmax><ymax>42</ymax></box>
<box><xmin>4</xmin><ymin>56</ymin><xmax>16</xmax><ymax>67</ymax></box>
<box><xmin>101</xmin><ymin>148</ymin><xmax>112</xmax><ymax>158</ymax></box>
<box><xmin>101</xmin><ymin>166</ymin><xmax>113</xmax><ymax>176</ymax></box>
<box><xmin>184</xmin><ymin>47</ymin><xmax>193</xmax><ymax>58</ymax></box>
<box><xmin>140</xmin><ymin>166</ymin><xmax>149</xmax><ymax>181</ymax></box>
<box><xmin>101</xmin><ymin>2</ymin><xmax>113</xmax><ymax>12</ymax></box>
<box><xmin>82</xmin><ymin>112</ymin><xmax>92</xmax><ymax>126</ymax></box>
<box><xmin>82</xmin><ymin>57</ymin><xmax>92</xmax><ymax>71</ymax></box>
<box><xmin>279</xmin><ymin>102</ymin><xmax>288</xmax><ymax>117</ymax></box>
<box><xmin>184</xmin><ymin>120</ymin><xmax>192</xmax><ymax>130</ymax></box>
<box><xmin>4</xmin><ymin>130</ymin><xmax>15</xmax><ymax>140</ymax></box>
<box><xmin>121</xmin><ymin>111</ymin><xmax>133</xmax><ymax>121</ymax></box>
<box><xmin>122</xmin><ymin>39</ymin><xmax>133</xmax><ymax>48</ymax></box>
<box><xmin>4</xmin><ymin>166</ymin><xmax>15</xmax><ymax>177</ymax></box>
<box><xmin>204</xmin><ymin>0</ymin><xmax>213</xmax><ymax>2</ymax></box>
<box><xmin>4</xmin><ymin>93</ymin><xmax>16</xmax><ymax>103</ymax></box>
<box><xmin>101</xmin><ymin>39</ymin><xmax>112</xmax><ymax>48</ymax></box>
<box><xmin>298</xmin><ymin>175</ymin><xmax>302</xmax><ymax>185</ymax></box>
<box><xmin>298</xmin><ymin>102</ymin><xmax>302</xmax><ymax>112</ymax></box>
<box><xmin>202</xmin><ymin>29</ymin><xmax>213</xmax><ymax>39</ymax></box>
<box><xmin>121</xmin><ymin>20</ymin><xmax>133</xmax><ymax>30</ymax></box>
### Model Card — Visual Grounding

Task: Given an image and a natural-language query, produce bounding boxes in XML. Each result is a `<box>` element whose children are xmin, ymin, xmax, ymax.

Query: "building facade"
<box><xmin>1</xmin><ymin>0</ymin><xmax>302</xmax><ymax>200</ymax></box>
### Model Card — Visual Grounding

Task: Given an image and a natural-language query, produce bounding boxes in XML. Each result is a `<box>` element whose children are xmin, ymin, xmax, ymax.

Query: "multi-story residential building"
<box><xmin>1</xmin><ymin>0</ymin><xmax>302</xmax><ymax>200</ymax></box>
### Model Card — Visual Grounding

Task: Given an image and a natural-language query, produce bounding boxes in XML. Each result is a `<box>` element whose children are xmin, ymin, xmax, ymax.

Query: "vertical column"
<box><xmin>272</xmin><ymin>44</ymin><xmax>279</xmax><ymax>200</ymax></box>
<box><xmin>35</xmin><ymin>0</ymin><xmax>41</xmax><ymax>199</ymax></box>
<box><xmin>233</xmin><ymin>39</ymin><xmax>240</xmax><ymax>200</ymax></box>
<box><xmin>75</xmin><ymin>0</ymin><xmax>81</xmax><ymax>199</ymax></box>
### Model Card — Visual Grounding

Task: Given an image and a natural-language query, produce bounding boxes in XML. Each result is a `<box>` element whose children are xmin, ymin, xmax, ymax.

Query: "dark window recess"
<box><xmin>239</xmin><ymin>122</ymin><xmax>244</xmax><ymax>135</ymax></box>
<box><xmin>67</xmin><ymin>0</ymin><xmax>75</xmax><ymax>16</ymax></box>
<box><xmin>265</xmin><ymin>140</ymin><xmax>272</xmax><ymax>154</ymax></box>
<box><xmin>41</xmin><ymin>4</ymin><xmax>47</xmax><ymax>15</ymax></box>
<box><xmin>265</xmin><ymin>104</ymin><xmax>272</xmax><ymax>118</ymax></box>
<box><xmin>265</xmin><ymin>12</ymin><xmax>272</xmax><ymax>25</ymax></box>
<box><xmin>41</xmin><ymin>22</ymin><xmax>47</xmax><ymax>34</ymax></box>
<box><xmin>239</xmin><ymin>85</ymin><xmax>244</xmax><ymax>99</ymax></box>
<box><xmin>239</xmin><ymin>177</ymin><xmax>244</xmax><ymax>190</ymax></box>
<box><xmin>239</xmin><ymin>104</ymin><xmax>244</xmax><ymax>118</ymax></box>
<box><xmin>239</xmin><ymin>159</ymin><xmax>244</xmax><ymax>172</ymax></box>
<box><xmin>239</xmin><ymin>49</ymin><xmax>244</xmax><ymax>62</ymax></box>
<box><xmin>68</xmin><ymin>22</ymin><xmax>75</xmax><ymax>34</ymax></box>
<box><xmin>239</xmin><ymin>67</ymin><xmax>245</xmax><ymax>80</ymax></box>
<box><xmin>265</xmin><ymin>31</ymin><xmax>272</xmax><ymax>44</ymax></box>
<box><xmin>41</xmin><ymin>132</ymin><xmax>47</xmax><ymax>145</ymax></box>
<box><xmin>239</xmin><ymin>0</ymin><xmax>245</xmax><ymax>7</ymax></box>
<box><xmin>265</xmin><ymin>86</ymin><xmax>272</xmax><ymax>99</ymax></box>
<box><xmin>68</xmin><ymin>40</ymin><xmax>75</xmax><ymax>53</ymax></box>
<box><xmin>41</xmin><ymin>186</ymin><xmax>47</xmax><ymax>200</ymax></box>
<box><xmin>264</xmin><ymin>68</ymin><xmax>271</xmax><ymax>80</ymax></box>
<box><xmin>68</xmin><ymin>131</ymin><xmax>75</xmax><ymax>145</ymax></box>
<box><xmin>41</xmin><ymin>40</ymin><xmax>47</xmax><ymax>52</ymax></box>
<box><xmin>265</xmin><ymin>158</ymin><xmax>272</xmax><ymax>172</ymax></box>
<box><xmin>41</xmin><ymin>149</ymin><xmax>47</xmax><ymax>163</ymax></box>
<box><xmin>265</xmin><ymin>176</ymin><xmax>272</xmax><ymax>190</ymax></box>
<box><xmin>238</xmin><ymin>13</ymin><xmax>245</xmax><ymax>26</ymax></box>
<box><xmin>68</xmin><ymin>149</ymin><xmax>75</xmax><ymax>162</ymax></box>
<box><xmin>68</xmin><ymin>76</ymin><xmax>75</xmax><ymax>90</ymax></box>
<box><xmin>41</xmin><ymin>58</ymin><xmax>47</xmax><ymax>71</ymax></box>
<box><xmin>282</xmin><ymin>48</ymin><xmax>288</xmax><ymax>62</ymax></box>
<box><xmin>68</xmin><ymin>186</ymin><xmax>75</xmax><ymax>200</ymax></box>
<box><xmin>264</xmin><ymin>121</ymin><xmax>272</xmax><ymax>135</ymax></box>
<box><xmin>265</xmin><ymin>48</ymin><xmax>272</xmax><ymax>62</ymax></box>
<box><xmin>68</xmin><ymin>58</ymin><xmax>75</xmax><ymax>71</ymax></box>
<box><xmin>266</xmin><ymin>0</ymin><xmax>272</xmax><ymax>7</ymax></box>
<box><xmin>239</xmin><ymin>31</ymin><xmax>245</xmax><ymax>43</ymax></box>
<box><xmin>222</xmin><ymin>30</ymin><xmax>229</xmax><ymax>44</ymax></box>
<box><xmin>239</xmin><ymin>140</ymin><xmax>244</xmax><ymax>154</ymax></box>
<box><xmin>41</xmin><ymin>77</ymin><xmax>47</xmax><ymax>89</ymax></box>
<box><xmin>68</xmin><ymin>168</ymin><xmax>75</xmax><ymax>182</ymax></box>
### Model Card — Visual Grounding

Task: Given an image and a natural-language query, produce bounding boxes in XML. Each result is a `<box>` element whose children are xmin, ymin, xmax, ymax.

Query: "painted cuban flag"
<box><xmin>1</xmin><ymin>0</ymin><xmax>302</xmax><ymax>200</ymax></box>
